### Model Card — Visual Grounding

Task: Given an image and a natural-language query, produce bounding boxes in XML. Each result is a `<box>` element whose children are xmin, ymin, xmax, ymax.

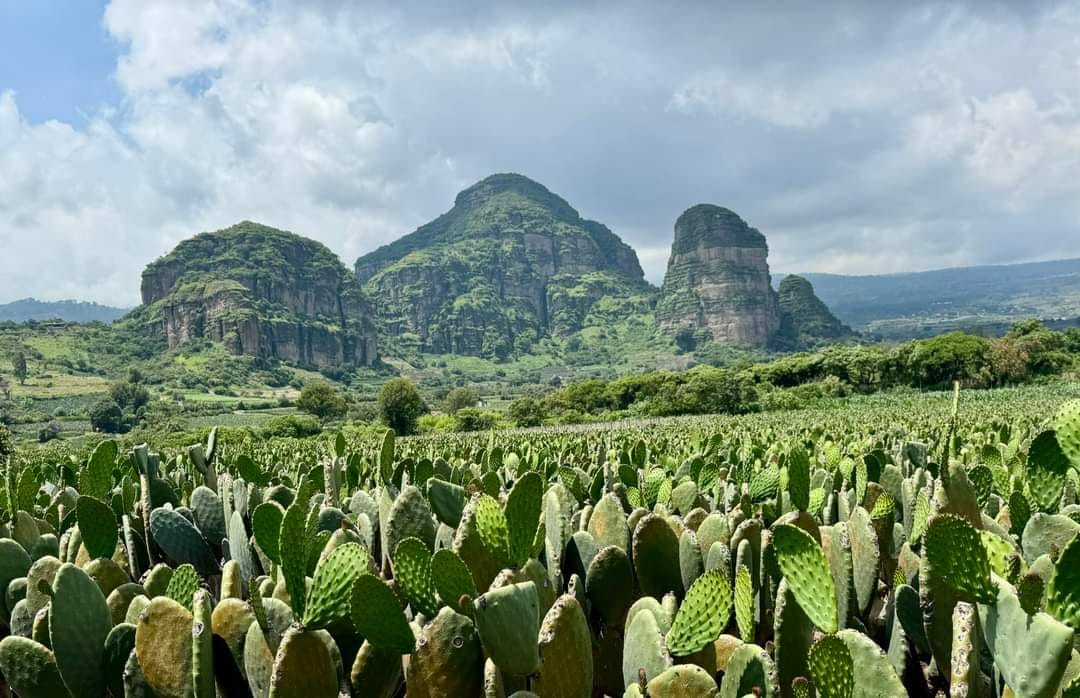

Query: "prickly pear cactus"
<box><xmin>135</xmin><ymin>595</ymin><xmax>195</xmax><ymax>698</ymax></box>
<box><xmin>392</xmin><ymin>536</ymin><xmax>440</xmax><ymax>618</ymax></box>
<box><xmin>633</xmin><ymin>514</ymin><xmax>684</xmax><ymax>600</ymax></box>
<box><xmin>807</xmin><ymin>635</ymin><xmax>854</xmax><ymax>698</ymax></box>
<box><xmin>304</xmin><ymin>541</ymin><xmax>368</xmax><ymax>630</ymax></box>
<box><xmin>772</xmin><ymin>523</ymin><xmax>838</xmax><ymax>633</ymax></box>
<box><xmin>666</xmin><ymin>568</ymin><xmax>732</xmax><ymax>656</ymax></box>
<box><xmin>734</xmin><ymin>564</ymin><xmax>754</xmax><ymax>644</ymax></box>
<box><xmin>534</xmin><ymin>595</ymin><xmax>593</xmax><ymax>698</ymax></box>
<box><xmin>1056</xmin><ymin>400</ymin><xmax>1080</xmax><ymax>470</ymax></box>
<box><xmin>0</xmin><ymin>636</ymin><xmax>71</xmax><ymax>698</ymax></box>
<box><xmin>473</xmin><ymin>580</ymin><xmax>541</xmax><ymax>677</ymax></box>
<box><xmin>406</xmin><ymin>607</ymin><xmax>483</xmax><ymax>697</ymax></box>
<box><xmin>350</xmin><ymin>573</ymin><xmax>415</xmax><ymax>654</ymax></box>
<box><xmin>925</xmin><ymin>514</ymin><xmax>997</xmax><ymax>603</ymax></box>
<box><xmin>49</xmin><ymin>562</ymin><xmax>112</xmax><ymax>698</ymax></box>
<box><xmin>269</xmin><ymin>626</ymin><xmax>339</xmax><ymax>698</ymax></box>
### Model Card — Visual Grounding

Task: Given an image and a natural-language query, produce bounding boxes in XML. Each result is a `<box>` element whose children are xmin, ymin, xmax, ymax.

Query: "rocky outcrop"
<box><xmin>136</xmin><ymin>221</ymin><xmax>377</xmax><ymax>367</ymax></box>
<box><xmin>356</xmin><ymin>173</ymin><xmax>654</xmax><ymax>358</ymax></box>
<box><xmin>774</xmin><ymin>275</ymin><xmax>856</xmax><ymax>349</ymax></box>
<box><xmin>656</xmin><ymin>205</ymin><xmax>781</xmax><ymax>347</ymax></box>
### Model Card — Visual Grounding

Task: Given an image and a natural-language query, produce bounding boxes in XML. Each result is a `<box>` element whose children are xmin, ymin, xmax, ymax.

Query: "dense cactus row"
<box><xmin>2</xmin><ymin>399</ymin><xmax>1080</xmax><ymax>696</ymax></box>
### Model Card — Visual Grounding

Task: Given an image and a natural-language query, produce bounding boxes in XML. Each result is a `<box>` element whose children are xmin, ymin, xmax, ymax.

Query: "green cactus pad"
<box><xmin>165</xmin><ymin>563</ymin><xmax>200</xmax><ymax>611</ymax></box>
<box><xmin>135</xmin><ymin>595</ymin><xmax>195</xmax><ymax>698</ymax></box>
<box><xmin>473</xmin><ymin>580</ymin><xmax>541</xmax><ymax>677</ymax></box>
<box><xmin>586</xmin><ymin>544</ymin><xmax>635</xmax><ymax>627</ymax></box>
<box><xmin>505</xmin><ymin>471</ymin><xmax>543</xmax><ymax>567</ymax></box>
<box><xmin>349</xmin><ymin>640</ymin><xmax>403</xmax><ymax>697</ymax></box>
<box><xmin>252</xmin><ymin>501</ymin><xmax>285</xmax><ymax>565</ymax></box>
<box><xmin>773</xmin><ymin>578</ymin><xmax>813</xmax><ymax>697</ymax></box>
<box><xmin>666</xmin><ymin>569</ymin><xmax>732</xmax><ymax>656</ymax></box>
<box><xmin>427</xmin><ymin>477</ymin><xmax>467</xmax><ymax>528</ymax></box>
<box><xmin>0</xmin><ymin>636</ymin><xmax>71</xmax><ymax>698</ymax></box>
<box><xmin>350</xmin><ymin>573</ymin><xmax>415</xmax><ymax>654</ymax></box>
<box><xmin>406</xmin><ymin>606</ymin><xmax>483</xmax><ymax>697</ymax></box>
<box><xmin>911</xmin><ymin>488</ymin><xmax>930</xmax><ymax>544</ymax></box>
<box><xmin>787</xmin><ymin>445</ymin><xmax>811</xmax><ymax>512</ymax></box>
<box><xmin>633</xmin><ymin>514</ymin><xmax>684</xmax><ymax>600</ymax></box>
<box><xmin>0</xmin><ymin>537</ymin><xmax>31</xmax><ymax>623</ymax></box>
<box><xmin>48</xmin><ymin>562</ymin><xmax>112</xmax><ymax>698</ymax></box>
<box><xmin>1018</xmin><ymin>571</ymin><xmax>1046</xmax><ymax>615</ymax></box>
<box><xmin>622</xmin><ymin>603</ymin><xmax>672</xmax><ymax>688</ymax></box>
<box><xmin>192</xmin><ymin>589</ymin><xmax>214</xmax><ymax>698</ymax></box>
<box><xmin>190</xmin><ymin>486</ymin><xmax>226</xmax><ymax>549</ymax></box>
<box><xmin>391</xmin><ymin>536</ymin><xmax>439</xmax><ymax>618</ymax></box>
<box><xmin>534</xmin><ymin>595</ymin><xmax>593</xmax><ymax>698</ymax></box>
<box><xmin>143</xmin><ymin>562</ymin><xmax>174</xmax><ymax>598</ymax></box>
<box><xmin>1056</xmin><ymin>400</ymin><xmax>1080</xmax><ymax>469</ymax></box>
<box><xmin>718</xmin><ymin>643</ymin><xmax>777</xmax><ymax>698</ymax></box>
<box><xmin>278</xmin><ymin>499</ymin><xmax>311</xmax><ymax>619</ymax></box>
<box><xmin>473</xmin><ymin>494</ymin><xmax>511</xmax><ymax>566</ymax></box>
<box><xmin>103</xmin><ymin>623</ymin><xmax>136</xmax><ymax>698</ymax></box>
<box><xmin>385</xmin><ymin>485</ymin><xmax>437</xmax><ymax>557</ymax></box>
<box><xmin>149</xmin><ymin>507</ymin><xmax>219</xmax><ymax>577</ymax></box>
<box><xmin>76</xmin><ymin>495</ymin><xmax>117</xmax><ymax>560</ymax></box>
<box><xmin>304</xmin><ymin>541</ymin><xmax>368</xmax><ymax>630</ymax></box>
<box><xmin>807</xmin><ymin>635</ymin><xmax>853</xmax><ymax>698</ymax></box>
<box><xmin>268</xmin><ymin>626</ymin><xmax>339</xmax><ymax>698</ymax></box>
<box><xmin>1022</xmin><ymin>513</ymin><xmax>1080</xmax><ymax>564</ymax></box>
<box><xmin>453</xmin><ymin>497</ymin><xmax>505</xmax><ymax>592</ymax></box>
<box><xmin>1046</xmin><ymin>531</ymin><xmax>1080</xmax><ymax>630</ymax></box>
<box><xmin>1028</xmin><ymin>430</ymin><xmax>1071</xmax><ymax>513</ymax></box>
<box><xmin>772</xmin><ymin>523</ymin><xmax>838</xmax><ymax>634</ymax></box>
<box><xmin>80</xmin><ymin>439</ymin><xmax>116</xmax><ymax>502</ymax></box>
<box><xmin>835</xmin><ymin>629</ymin><xmax>905</xmax><ymax>697</ymax></box>
<box><xmin>431</xmin><ymin>547</ymin><xmax>477</xmax><ymax>614</ymax></box>
<box><xmin>925</xmin><ymin>514</ymin><xmax>997</xmax><ymax>604</ymax></box>
<box><xmin>646</xmin><ymin>664</ymin><xmax>719</xmax><ymax>697</ymax></box>
<box><xmin>846</xmin><ymin>506</ymin><xmax>879</xmax><ymax>617</ymax></box>
<box><xmin>734</xmin><ymin>564</ymin><xmax>754</xmax><ymax>643</ymax></box>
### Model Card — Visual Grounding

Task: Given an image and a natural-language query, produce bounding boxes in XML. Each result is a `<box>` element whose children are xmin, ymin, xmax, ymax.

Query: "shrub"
<box><xmin>90</xmin><ymin>399</ymin><xmax>127</xmax><ymax>433</ymax></box>
<box><xmin>261</xmin><ymin>414</ymin><xmax>322</xmax><ymax>439</ymax></box>
<box><xmin>443</xmin><ymin>386</ymin><xmax>480</xmax><ymax>415</ymax></box>
<box><xmin>453</xmin><ymin>408</ymin><xmax>496</xmax><ymax>432</ymax></box>
<box><xmin>507</xmin><ymin>397</ymin><xmax>545</xmax><ymax>427</ymax></box>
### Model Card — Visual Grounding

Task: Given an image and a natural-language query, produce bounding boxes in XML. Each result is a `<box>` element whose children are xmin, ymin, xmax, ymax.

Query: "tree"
<box><xmin>378</xmin><ymin>378</ymin><xmax>427</xmax><ymax>435</ymax></box>
<box><xmin>443</xmin><ymin>386</ymin><xmax>480</xmax><ymax>415</ymax></box>
<box><xmin>507</xmin><ymin>397</ymin><xmax>545</xmax><ymax>427</ymax></box>
<box><xmin>110</xmin><ymin>381</ymin><xmax>151</xmax><ymax>411</ymax></box>
<box><xmin>297</xmin><ymin>381</ymin><xmax>348</xmax><ymax>421</ymax></box>
<box><xmin>12</xmin><ymin>352</ymin><xmax>27</xmax><ymax>385</ymax></box>
<box><xmin>90</xmin><ymin>399</ymin><xmax>126</xmax><ymax>433</ymax></box>
<box><xmin>0</xmin><ymin>375</ymin><xmax>10</xmax><ymax>401</ymax></box>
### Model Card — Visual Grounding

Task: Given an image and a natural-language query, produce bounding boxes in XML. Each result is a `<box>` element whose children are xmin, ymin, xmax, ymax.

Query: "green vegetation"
<box><xmin>2</xmin><ymin>379</ymin><xmax>1080</xmax><ymax>695</ymax></box>
<box><xmin>296</xmin><ymin>381</ymin><xmax>348</xmax><ymax>421</ymax></box>
<box><xmin>378</xmin><ymin>377</ymin><xmax>428</xmax><ymax>435</ymax></box>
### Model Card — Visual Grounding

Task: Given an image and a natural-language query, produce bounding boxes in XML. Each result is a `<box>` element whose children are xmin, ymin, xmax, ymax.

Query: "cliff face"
<box><xmin>774</xmin><ymin>275</ymin><xmax>856</xmax><ymax>349</ymax></box>
<box><xmin>656</xmin><ymin>205</ymin><xmax>781</xmax><ymax>347</ymax></box>
<box><xmin>137</xmin><ymin>221</ymin><xmax>377</xmax><ymax>367</ymax></box>
<box><xmin>356</xmin><ymin>173</ymin><xmax>654</xmax><ymax>358</ymax></box>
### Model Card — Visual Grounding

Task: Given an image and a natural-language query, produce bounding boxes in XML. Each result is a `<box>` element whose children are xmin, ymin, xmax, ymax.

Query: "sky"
<box><xmin>2</xmin><ymin>0</ymin><xmax>1080</xmax><ymax>307</ymax></box>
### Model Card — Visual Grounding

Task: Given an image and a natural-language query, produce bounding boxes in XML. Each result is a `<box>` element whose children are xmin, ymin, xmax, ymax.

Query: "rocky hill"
<box><xmin>134</xmin><ymin>221</ymin><xmax>377</xmax><ymax>367</ymax></box>
<box><xmin>355</xmin><ymin>173</ymin><xmax>655</xmax><ymax>358</ymax></box>
<box><xmin>774</xmin><ymin>274</ymin><xmax>856</xmax><ymax>349</ymax></box>
<box><xmin>656</xmin><ymin>205</ymin><xmax>781</xmax><ymax>347</ymax></box>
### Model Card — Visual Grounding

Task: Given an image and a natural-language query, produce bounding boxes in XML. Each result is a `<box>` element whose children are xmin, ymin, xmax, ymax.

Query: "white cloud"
<box><xmin>3</xmin><ymin>1</ymin><xmax>1080</xmax><ymax>306</ymax></box>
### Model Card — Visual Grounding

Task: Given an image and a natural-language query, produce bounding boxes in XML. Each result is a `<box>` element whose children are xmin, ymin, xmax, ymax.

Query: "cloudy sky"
<box><xmin>2</xmin><ymin>1</ymin><xmax>1080</xmax><ymax>306</ymax></box>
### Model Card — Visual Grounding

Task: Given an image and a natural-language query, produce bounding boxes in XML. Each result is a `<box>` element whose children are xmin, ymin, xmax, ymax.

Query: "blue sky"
<box><xmin>2</xmin><ymin>1</ymin><xmax>1080</xmax><ymax>306</ymax></box>
<box><xmin>0</xmin><ymin>1</ymin><xmax>119</xmax><ymax>124</ymax></box>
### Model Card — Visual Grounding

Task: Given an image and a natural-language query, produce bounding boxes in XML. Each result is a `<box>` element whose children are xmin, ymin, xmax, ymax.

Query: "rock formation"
<box><xmin>656</xmin><ymin>205</ymin><xmax>781</xmax><ymax>347</ymax></box>
<box><xmin>774</xmin><ymin>275</ymin><xmax>857</xmax><ymax>349</ymax></box>
<box><xmin>136</xmin><ymin>221</ymin><xmax>377</xmax><ymax>367</ymax></box>
<box><xmin>355</xmin><ymin>173</ymin><xmax>654</xmax><ymax>358</ymax></box>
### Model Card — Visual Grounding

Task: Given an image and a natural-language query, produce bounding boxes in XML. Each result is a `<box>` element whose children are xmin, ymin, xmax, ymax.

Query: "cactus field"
<box><xmin>3</xmin><ymin>389</ymin><xmax>1080</xmax><ymax>696</ymax></box>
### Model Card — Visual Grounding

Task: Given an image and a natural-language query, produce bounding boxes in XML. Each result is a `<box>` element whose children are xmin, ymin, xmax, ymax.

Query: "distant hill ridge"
<box><xmin>776</xmin><ymin>257</ymin><xmax>1080</xmax><ymax>338</ymax></box>
<box><xmin>0</xmin><ymin>298</ymin><xmax>128</xmax><ymax>323</ymax></box>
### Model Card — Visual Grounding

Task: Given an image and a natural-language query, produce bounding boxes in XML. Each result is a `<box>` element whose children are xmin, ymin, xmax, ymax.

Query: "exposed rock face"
<box><xmin>137</xmin><ymin>221</ymin><xmax>377</xmax><ymax>367</ymax></box>
<box><xmin>356</xmin><ymin>173</ymin><xmax>653</xmax><ymax>358</ymax></box>
<box><xmin>656</xmin><ymin>205</ymin><xmax>781</xmax><ymax>347</ymax></box>
<box><xmin>774</xmin><ymin>275</ymin><xmax>856</xmax><ymax>349</ymax></box>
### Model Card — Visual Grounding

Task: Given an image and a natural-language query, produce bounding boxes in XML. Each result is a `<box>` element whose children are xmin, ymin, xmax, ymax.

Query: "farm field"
<box><xmin>1</xmin><ymin>382</ymin><xmax>1080</xmax><ymax>696</ymax></box>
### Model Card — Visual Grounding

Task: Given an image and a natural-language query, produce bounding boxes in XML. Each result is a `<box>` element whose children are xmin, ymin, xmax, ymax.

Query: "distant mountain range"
<box><xmin>0</xmin><ymin>298</ymin><xmax>128</xmax><ymax>323</ymax></box>
<box><xmin>777</xmin><ymin>258</ymin><xmax>1080</xmax><ymax>339</ymax></box>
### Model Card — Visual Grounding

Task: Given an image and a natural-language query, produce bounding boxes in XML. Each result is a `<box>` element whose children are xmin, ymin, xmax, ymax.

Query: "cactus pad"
<box><xmin>1056</xmin><ymin>400</ymin><xmax>1080</xmax><ymax>470</ymax></box>
<box><xmin>473</xmin><ymin>580</ymin><xmax>541</xmax><ymax>677</ymax></box>
<box><xmin>405</xmin><ymin>607</ymin><xmax>483</xmax><ymax>697</ymax></box>
<box><xmin>633</xmin><ymin>514</ymin><xmax>684</xmax><ymax>600</ymax></box>
<box><xmin>165</xmin><ymin>563</ymin><xmax>200</xmax><ymax>611</ymax></box>
<box><xmin>49</xmin><ymin>562</ymin><xmax>112</xmax><ymax>698</ymax></box>
<box><xmin>735</xmin><ymin>564</ymin><xmax>754</xmax><ymax>643</ymax></box>
<box><xmin>135</xmin><ymin>595</ymin><xmax>195</xmax><ymax>698</ymax></box>
<box><xmin>0</xmin><ymin>636</ymin><xmax>70</xmax><ymax>698</ymax></box>
<box><xmin>350</xmin><ymin>573</ymin><xmax>415</xmax><ymax>654</ymax></box>
<box><xmin>431</xmin><ymin>547</ymin><xmax>477</xmax><ymax>614</ymax></box>
<box><xmin>666</xmin><ymin>569</ymin><xmax>732</xmax><ymax>656</ymax></box>
<box><xmin>925</xmin><ymin>514</ymin><xmax>997</xmax><ymax>604</ymax></box>
<box><xmin>772</xmin><ymin>523</ymin><xmax>838</xmax><ymax>634</ymax></box>
<box><xmin>807</xmin><ymin>635</ymin><xmax>853</xmax><ymax>698</ymax></box>
<box><xmin>1028</xmin><ymin>430</ymin><xmax>1071</xmax><ymax>512</ymax></box>
<box><xmin>505</xmin><ymin>471</ymin><xmax>543</xmax><ymax>567</ymax></box>
<box><xmin>268</xmin><ymin>626</ymin><xmax>338</xmax><ymax>698</ymax></box>
<box><xmin>391</xmin><ymin>536</ymin><xmax>439</xmax><ymax>618</ymax></box>
<box><xmin>304</xmin><ymin>541</ymin><xmax>368</xmax><ymax>630</ymax></box>
<box><xmin>534</xmin><ymin>595</ymin><xmax>593</xmax><ymax>698</ymax></box>
<box><xmin>76</xmin><ymin>495</ymin><xmax>117</xmax><ymax>560</ymax></box>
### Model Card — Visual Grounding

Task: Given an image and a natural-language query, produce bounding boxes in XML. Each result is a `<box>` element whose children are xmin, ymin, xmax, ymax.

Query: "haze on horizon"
<box><xmin>2</xmin><ymin>0</ymin><xmax>1080</xmax><ymax>307</ymax></box>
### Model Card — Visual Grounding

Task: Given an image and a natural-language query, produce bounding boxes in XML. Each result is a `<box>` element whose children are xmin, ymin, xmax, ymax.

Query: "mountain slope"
<box><xmin>0</xmin><ymin>298</ymin><xmax>128</xmax><ymax>323</ymax></box>
<box><xmin>132</xmin><ymin>221</ymin><xmax>377</xmax><ymax>367</ymax></box>
<box><xmin>777</xmin><ymin>257</ymin><xmax>1080</xmax><ymax>338</ymax></box>
<box><xmin>356</xmin><ymin>173</ymin><xmax>655</xmax><ymax>358</ymax></box>
<box><xmin>774</xmin><ymin>275</ymin><xmax>856</xmax><ymax>349</ymax></box>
